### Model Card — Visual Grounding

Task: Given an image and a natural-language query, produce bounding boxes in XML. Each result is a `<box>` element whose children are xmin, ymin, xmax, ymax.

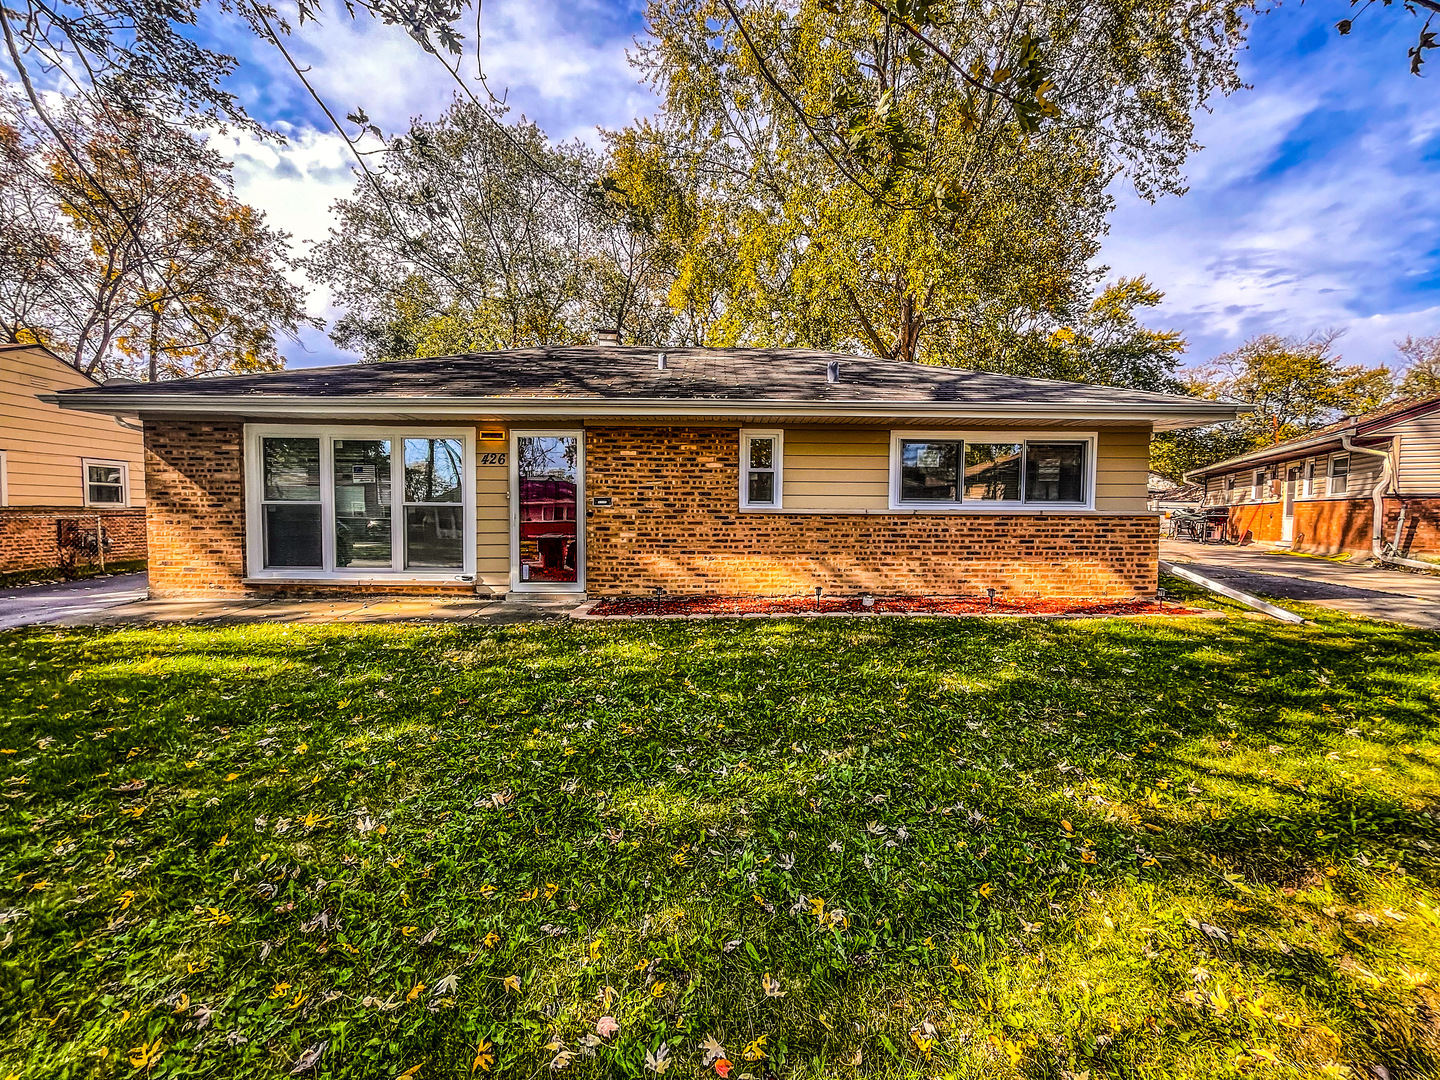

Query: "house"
<box><xmin>49</xmin><ymin>345</ymin><xmax>1242</xmax><ymax>599</ymax></box>
<box><xmin>1183</xmin><ymin>393</ymin><xmax>1440</xmax><ymax>560</ymax></box>
<box><xmin>0</xmin><ymin>343</ymin><xmax>147</xmax><ymax>579</ymax></box>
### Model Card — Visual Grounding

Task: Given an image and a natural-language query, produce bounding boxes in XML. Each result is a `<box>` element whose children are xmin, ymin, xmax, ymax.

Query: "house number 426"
<box><xmin>480</xmin><ymin>452</ymin><xmax>507</xmax><ymax>465</ymax></box>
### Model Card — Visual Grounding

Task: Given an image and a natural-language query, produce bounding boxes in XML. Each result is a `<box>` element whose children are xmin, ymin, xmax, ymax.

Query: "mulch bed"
<box><xmin>586</xmin><ymin>595</ymin><xmax>1200</xmax><ymax>618</ymax></box>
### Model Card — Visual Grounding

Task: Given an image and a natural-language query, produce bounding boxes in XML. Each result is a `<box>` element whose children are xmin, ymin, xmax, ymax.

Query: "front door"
<box><xmin>1282</xmin><ymin>466</ymin><xmax>1300</xmax><ymax>542</ymax></box>
<box><xmin>511</xmin><ymin>431</ymin><xmax>584</xmax><ymax>592</ymax></box>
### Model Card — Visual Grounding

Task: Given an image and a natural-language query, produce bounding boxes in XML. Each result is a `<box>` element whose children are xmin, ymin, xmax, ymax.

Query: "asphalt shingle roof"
<box><xmin>53</xmin><ymin>346</ymin><xmax>1232</xmax><ymax>409</ymax></box>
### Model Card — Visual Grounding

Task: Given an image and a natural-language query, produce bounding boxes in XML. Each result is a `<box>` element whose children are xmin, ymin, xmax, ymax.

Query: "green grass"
<box><xmin>1</xmin><ymin>598</ymin><xmax>1438</xmax><ymax>1079</ymax></box>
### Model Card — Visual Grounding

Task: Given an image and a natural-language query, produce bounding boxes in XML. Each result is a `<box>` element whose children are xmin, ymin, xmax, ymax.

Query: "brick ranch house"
<box><xmin>50</xmin><ymin>346</ymin><xmax>1243</xmax><ymax>600</ymax></box>
<box><xmin>1183</xmin><ymin>393</ymin><xmax>1440</xmax><ymax>560</ymax></box>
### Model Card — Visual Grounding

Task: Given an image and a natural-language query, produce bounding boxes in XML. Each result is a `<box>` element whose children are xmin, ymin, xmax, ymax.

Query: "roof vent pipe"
<box><xmin>826</xmin><ymin>360</ymin><xmax>840</xmax><ymax>384</ymax></box>
<box><xmin>594</xmin><ymin>327</ymin><xmax>620</xmax><ymax>347</ymax></box>
<box><xmin>657</xmin><ymin>352</ymin><xmax>668</xmax><ymax>371</ymax></box>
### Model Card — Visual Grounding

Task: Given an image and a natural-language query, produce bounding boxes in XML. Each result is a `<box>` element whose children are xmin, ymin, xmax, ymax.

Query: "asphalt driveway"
<box><xmin>1161</xmin><ymin>540</ymin><xmax>1440</xmax><ymax>629</ymax></box>
<box><xmin>0</xmin><ymin>572</ymin><xmax>150</xmax><ymax>631</ymax></box>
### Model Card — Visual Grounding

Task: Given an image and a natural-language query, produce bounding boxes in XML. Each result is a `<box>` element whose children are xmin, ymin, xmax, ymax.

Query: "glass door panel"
<box><xmin>333</xmin><ymin>439</ymin><xmax>392</xmax><ymax>569</ymax></box>
<box><xmin>517</xmin><ymin>435</ymin><xmax>578</xmax><ymax>583</ymax></box>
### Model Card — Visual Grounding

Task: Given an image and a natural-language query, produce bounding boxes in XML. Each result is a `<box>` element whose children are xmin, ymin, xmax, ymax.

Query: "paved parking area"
<box><xmin>1161</xmin><ymin>540</ymin><xmax>1440</xmax><ymax>629</ymax></box>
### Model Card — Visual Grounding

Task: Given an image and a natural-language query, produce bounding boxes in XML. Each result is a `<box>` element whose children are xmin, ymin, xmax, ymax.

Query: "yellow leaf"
<box><xmin>396</xmin><ymin>1064</ymin><xmax>424</xmax><ymax>1080</ymax></box>
<box><xmin>406</xmin><ymin>982</ymin><xmax>426</xmax><ymax>1003</ymax></box>
<box><xmin>128</xmin><ymin>1039</ymin><xmax>163</xmax><ymax>1069</ymax></box>
<box><xmin>472</xmin><ymin>1040</ymin><xmax>495</xmax><ymax>1073</ymax></box>
<box><xmin>212</xmin><ymin>834</ymin><xmax>228</xmax><ymax>848</ymax></box>
<box><xmin>224</xmin><ymin>773</ymin><xmax>239</xmax><ymax>782</ymax></box>
<box><xmin>483</xmin><ymin>931</ymin><xmax>500</xmax><ymax>949</ymax></box>
<box><xmin>503</xmin><ymin>975</ymin><xmax>521</xmax><ymax>994</ymax></box>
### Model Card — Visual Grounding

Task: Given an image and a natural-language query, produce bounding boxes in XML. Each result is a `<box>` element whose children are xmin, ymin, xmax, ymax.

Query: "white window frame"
<box><xmin>739</xmin><ymin>429</ymin><xmax>784</xmax><ymax>510</ymax></box>
<box><xmin>509</xmin><ymin>428</ymin><xmax>585</xmax><ymax>594</ymax></box>
<box><xmin>1224</xmin><ymin>474</ymin><xmax>1236</xmax><ymax>503</ymax></box>
<box><xmin>1304</xmin><ymin>457</ymin><xmax>1317</xmax><ymax>498</ymax></box>
<box><xmin>0</xmin><ymin>449</ymin><xmax>8</xmax><ymax>506</ymax></box>
<box><xmin>887</xmin><ymin>430</ymin><xmax>1097</xmax><ymax>512</ymax></box>
<box><xmin>82</xmin><ymin>458</ymin><xmax>130</xmax><ymax>507</ymax></box>
<box><xmin>1327</xmin><ymin>452</ymin><xmax>1350</xmax><ymax>497</ymax></box>
<box><xmin>243</xmin><ymin>424</ymin><xmax>476</xmax><ymax>583</ymax></box>
<box><xmin>1251</xmin><ymin>469</ymin><xmax>1265</xmax><ymax>501</ymax></box>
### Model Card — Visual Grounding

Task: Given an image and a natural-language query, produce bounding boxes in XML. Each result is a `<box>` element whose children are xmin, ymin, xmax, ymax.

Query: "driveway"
<box><xmin>0</xmin><ymin>572</ymin><xmax>150</xmax><ymax>631</ymax></box>
<box><xmin>1160</xmin><ymin>541</ymin><xmax>1440</xmax><ymax>629</ymax></box>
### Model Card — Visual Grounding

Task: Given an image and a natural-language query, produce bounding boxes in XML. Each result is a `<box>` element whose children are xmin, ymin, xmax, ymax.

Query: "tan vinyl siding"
<box><xmin>772</xmin><ymin>424</ymin><xmax>1151</xmax><ymax>512</ymax></box>
<box><xmin>475</xmin><ymin>426</ymin><xmax>509</xmax><ymax>591</ymax></box>
<box><xmin>1094</xmin><ymin>428</ymin><xmax>1150</xmax><ymax>512</ymax></box>
<box><xmin>781</xmin><ymin>427</ymin><xmax>889</xmax><ymax>510</ymax></box>
<box><xmin>0</xmin><ymin>346</ymin><xmax>145</xmax><ymax>506</ymax></box>
<box><xmin>1391</xmin><ymin>417</ymin><xmax>1440</xmax><ymax>493</ymax></box>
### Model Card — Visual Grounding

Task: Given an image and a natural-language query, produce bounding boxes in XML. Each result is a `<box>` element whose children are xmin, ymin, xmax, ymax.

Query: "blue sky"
<box><xmin>208</xmin><ymin>0</ymin><xmax>1440</xmax><ymax>373</ymax></box>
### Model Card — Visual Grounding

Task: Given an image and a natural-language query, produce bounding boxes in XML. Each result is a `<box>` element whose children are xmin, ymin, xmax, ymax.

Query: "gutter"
<box><xmin>41</xmin><ymin>392</ymin><xmax>1244</xmax><ymax>429</ymax></box>
<box><xmin>1339</xmin><ymin>434</ymin><xmax>1433</xmax><ymax>571</ymax></box>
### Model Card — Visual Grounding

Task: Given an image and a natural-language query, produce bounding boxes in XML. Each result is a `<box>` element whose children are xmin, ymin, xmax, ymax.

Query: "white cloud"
<box><xmin>1099</xmin><ymin>5</ymin><xmax>1440</xmax><ymax>372</ymax></box>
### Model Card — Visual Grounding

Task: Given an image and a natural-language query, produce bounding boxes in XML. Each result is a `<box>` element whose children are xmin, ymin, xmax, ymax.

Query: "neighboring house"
<box><xmin>51</xmin><ymin>346</ymin><xmax>1241</xmax><ymax>599</ymax></box>
<box><xmin>0</xmin><ymin>343</ymin><xmax>147</xmax><ymax>577</ymax></box>
<box><xmin>1183</xmin><ymin>393</ymin><xmax>1440</xmax><ymax>559</ymax></box>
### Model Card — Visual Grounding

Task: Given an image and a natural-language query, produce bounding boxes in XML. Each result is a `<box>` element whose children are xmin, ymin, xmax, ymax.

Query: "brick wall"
<box><xmin>0</xmin><ymin>507</ymin><xmax>146</xmax><ymax>574</ymax></box>
<box><xmin>144</xmin><ymin>419</ymin><xmax>247</xmax><ymax>596</ymax></box>
<box><xmin>584</xmin><ymin>426</ymin><xmax>1157</xmax><ymax>598</ymax></box>
<box><xmin>1226</xmin><ymin>497</ymin><xmax>1440</xmax><ymax>557</ymax></box>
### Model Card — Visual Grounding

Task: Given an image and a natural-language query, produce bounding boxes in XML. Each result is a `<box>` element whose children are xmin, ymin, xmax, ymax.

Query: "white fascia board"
<box><xmin>48</xmin><ymin>393</ymin><xmax>1246</xmax><ymax>427</ymax></box>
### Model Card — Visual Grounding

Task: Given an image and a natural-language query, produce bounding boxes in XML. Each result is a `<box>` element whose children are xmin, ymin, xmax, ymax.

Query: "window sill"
<box><xmin>739</xmin><ymin>506</ymin><xmax>1124</xmax><ymax>516</ymax></box>
<box><xmin>244</xmin><ymin>574</ymin><xmax>474</xmax><ymax>586</ymax></box>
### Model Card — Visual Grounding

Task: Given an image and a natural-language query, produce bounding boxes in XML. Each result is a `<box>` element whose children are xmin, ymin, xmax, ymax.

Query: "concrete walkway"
<box><xmin>0</xmin><ymin>572</ymin><xmax>150</xmax><ymax>631</ymax></box>
<box><xmin>1160</xmin><ymin>540</ymin><xmax>1440</xmax><ymax>629</ymax></box>
<box><xmin>0</xmin><ymin>576</ymin><xmax>577</xmax><ymax>630</ymax></box>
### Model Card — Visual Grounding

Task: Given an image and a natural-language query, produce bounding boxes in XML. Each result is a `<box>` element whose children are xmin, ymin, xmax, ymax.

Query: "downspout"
<box><xmin>1340</xmin><ymin>434</ymin><xmax>1433</xmax><ymax>571</ymax></box>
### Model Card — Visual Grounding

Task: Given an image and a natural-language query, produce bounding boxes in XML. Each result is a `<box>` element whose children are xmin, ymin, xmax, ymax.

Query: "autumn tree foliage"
<box><xmin>1150</xmin><ymin>332</ymin><xmax>1400</xmax><ymax>481</ymax></box>
<box><xmin>0</xmin><ymin>93</ymin><xmax>315</xmax><ymax>379</ymax></box>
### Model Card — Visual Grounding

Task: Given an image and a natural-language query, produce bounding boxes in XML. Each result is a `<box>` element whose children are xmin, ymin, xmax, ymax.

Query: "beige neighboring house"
<box><xmin>0</xmin><ymin>343</ymin><xmax>148</xmax><ymax>578</ymax></box>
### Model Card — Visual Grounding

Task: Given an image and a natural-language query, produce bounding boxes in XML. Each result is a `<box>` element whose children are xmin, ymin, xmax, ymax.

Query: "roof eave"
<box><xmin>46</xmin><ymin>392</ymin><xmax>1244</xmax><ymax>429</ymax></box>
<box><xmin>1182</xmin><ymin>427</ymin><xmax>1363</xmax><ymax>483</ymax></box>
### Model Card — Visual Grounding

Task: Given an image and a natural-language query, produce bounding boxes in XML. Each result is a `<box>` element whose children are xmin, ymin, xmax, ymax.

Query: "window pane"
<box><xmin>405</xmin><ymin>505</ymin><xmax>465</xmax><ymax>568</ymax></box>
<box><xmin>963</xmin><ymin>443</ymin><xmax>1022</xmax><ymax>501</ymax></box>
<box><xmin>1024</xmin><ymin>442</ymin><xmax>1085</xmax><ymax>503</ymax></box>
<box><xmin>748</xmin><ymin>470</ymin><xmax>775</xmax><ymax>504</ymax></box>
<box><xmin>263</xmin><ymin>438</ymin><xmax>321</xmax><ymax>500</ymax></box>
<box><xmin>264</xmin><ymin>504</ymin><xmax>322</xmax><ymax>567</ymax></box>
<box><xmin>334</xmin><ymin>439</ymin><xmax>392</xmax><ymax>568</ymax></box>
<box><xmin>88</xmin><ymin>464</ymin><xmax>122</xmax><ymax>486</ymax></box>
<box><xmin>901</xmin><ymin>440</ymin><xmax>959</xmax><ymax>501</ymax></box>
<box><xmin>748</xmin><ymin>437</ymin><xmax>773</xmax><ymax>470</ymax></box>
<box><xmin>404</xmin><ymin>438</ymin><xmax>463</xmax><ymax>503</ymax></box>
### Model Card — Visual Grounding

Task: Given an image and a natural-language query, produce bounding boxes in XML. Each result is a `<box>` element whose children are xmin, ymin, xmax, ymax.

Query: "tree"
<box><xmin>1396</xmin><ymin>333</ymin><xmax>1440</xmax><ymax>399</ymax></box>
<box><xmin>0</xmin><ymin>92</ymin><xmax>316</xmax><ymax>378</ymax></box>
<box><xmin>621</xmin><ymin>0</ymin><xmax>1246</xmax><ymax>374</ymax></box>
<box><xmin>309</xmin><ymin>101</ymin><xmax>676</xmax><ymax>360</ymax></box>
<box><xmin>1149</xmin><ymin>331</ymin><xmax>1398</xmax><ymax>480</ymax></box>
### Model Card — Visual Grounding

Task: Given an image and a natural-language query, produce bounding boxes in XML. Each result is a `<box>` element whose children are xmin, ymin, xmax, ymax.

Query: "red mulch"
<box><xmin>587</xmin><ymin>595</ymin><xmax>1199</xmax><ymax>618</ymax></box>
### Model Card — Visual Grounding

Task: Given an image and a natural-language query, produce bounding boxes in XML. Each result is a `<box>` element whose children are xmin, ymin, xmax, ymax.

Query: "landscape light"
<box><xmin>986</xmin><ymin>587</ymin><xmax>996</xmax><ymax>607</ymax></box>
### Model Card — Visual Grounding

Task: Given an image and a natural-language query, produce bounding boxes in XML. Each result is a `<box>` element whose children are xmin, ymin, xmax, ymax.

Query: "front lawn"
<box><xmin>2</xmin><ymin>601</ymin><xmax>1438</xmax><ymax>1079</ymax></box>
